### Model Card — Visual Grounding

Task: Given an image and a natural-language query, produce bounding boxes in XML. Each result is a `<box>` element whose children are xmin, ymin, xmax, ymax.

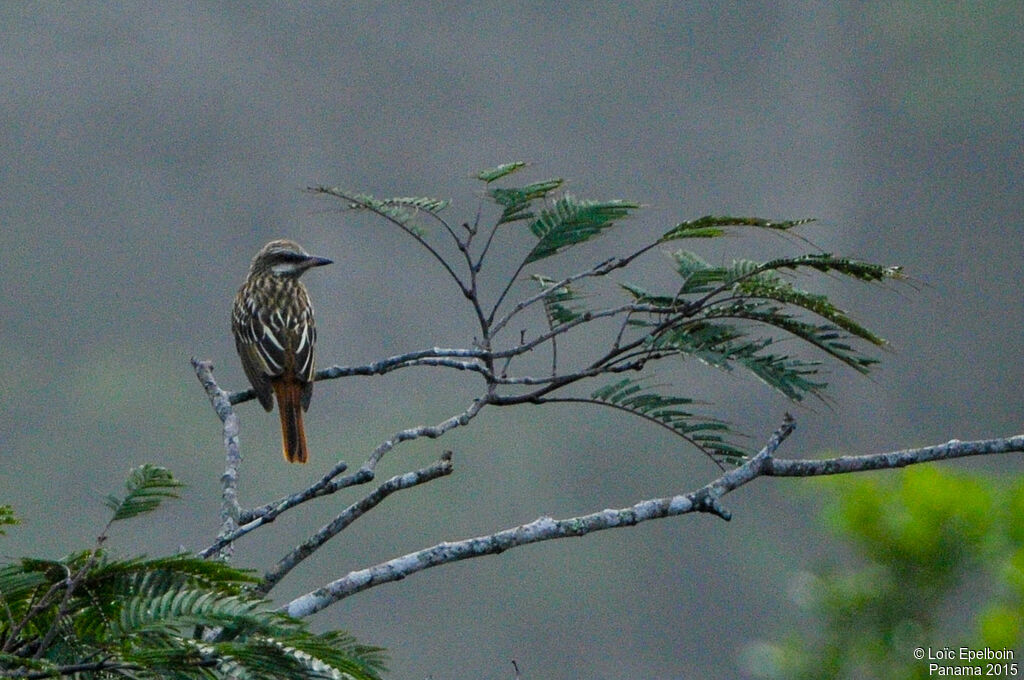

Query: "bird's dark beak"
<box><xmin>305</xmin><ymin>255</ymin><xmax>333</xmax><ymax>268</ymax></box>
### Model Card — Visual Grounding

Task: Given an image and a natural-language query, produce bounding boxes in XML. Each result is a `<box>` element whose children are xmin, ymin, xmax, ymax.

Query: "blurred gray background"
<box><xmin>2</xmin><ymin>3</ymin><xmax>1022</xmax><ymax>678</ymax></box>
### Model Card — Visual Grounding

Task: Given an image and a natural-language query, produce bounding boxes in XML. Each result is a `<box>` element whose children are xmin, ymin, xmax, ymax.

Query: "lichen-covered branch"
<box><xmin>191</xmin><ymin>358</ymin><xmax>242</xmax><ymax>559</ymax></box>
<box><xmin>236</xmin><ymin>396</ymin><xmax>486</xmax><ymax>529</ymax></box>
<box><xmin>282</xmin><ymin>423</ymin><xmax>1024</xmax><ymax>619</ymax></box>
<box><xmin>281</xmin><ymin>417</ymin><xmax>795</xmax><ymax>618</ymax></box>
<box><xmin>227</xmin><ymin>347</ymin><xmax>488</xmax><ymax>405</ymax></box>
<box><xmin>256</xmin><ymin>452</ymin><xmax>454</xmax><ymax>596</ymax></box>
<box><xmin>764</xmin><ymin>434</ymin><xmax>1024</xmax><ymax>476</ymax></box>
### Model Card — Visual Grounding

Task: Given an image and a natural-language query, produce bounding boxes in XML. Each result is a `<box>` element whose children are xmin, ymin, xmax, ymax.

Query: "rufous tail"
<box><xmin>272</xmin><ymin>380</ymin><xmax>308</xmax><ymax>463</ymax></box>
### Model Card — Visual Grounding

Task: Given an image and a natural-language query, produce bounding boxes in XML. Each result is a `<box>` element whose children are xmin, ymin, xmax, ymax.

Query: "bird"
<box><xmin>232</xmin><ymin>239</ymin><xmax>332</xmax><ymax>463</ymax></box>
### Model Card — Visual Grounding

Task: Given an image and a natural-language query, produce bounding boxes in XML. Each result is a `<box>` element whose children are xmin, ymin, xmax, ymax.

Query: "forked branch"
<box><xmin>256</xmin><ymin>452</ymin><xmax>454</xmax><ymax>596</ymax></box>
<box><xmin>193</xmin><ymin>166</ymin><xmax>996</xmax><ymax>630</ymax></box>
<box><xmin>283</xmin><ymin>423</ymin><xmax>1024</xmax><ymax>619</ymax></box>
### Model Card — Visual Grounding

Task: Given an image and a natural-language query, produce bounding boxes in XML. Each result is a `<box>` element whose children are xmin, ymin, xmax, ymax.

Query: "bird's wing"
<box><xmin>232</xmin><ymin>306</ymin><xmax>279</xmax><ymax>411</ymax></box>
<box><xmin>293</xmin><ymin>306</ymin><xmax>317</xmax><ymax>411</ymax></box>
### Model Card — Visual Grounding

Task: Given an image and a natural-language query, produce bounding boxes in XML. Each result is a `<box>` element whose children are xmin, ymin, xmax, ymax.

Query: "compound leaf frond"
<box><xmin>525</xmin><ymin>195</ymin><xmax>639</xmax><ymax>264</ymax></box>
<box><xmin>659</xmin><ymin>215</ymin><xmax>815</xmax><ymax>242</ymax></box>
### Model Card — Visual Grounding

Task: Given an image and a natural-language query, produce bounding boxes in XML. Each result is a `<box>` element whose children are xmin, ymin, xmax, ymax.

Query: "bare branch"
<box><xmin>235</xmin><ymin>397</ymin><xmax>486</xmax><ymax>528</ymax></box>
<box><xmin>191</xmin><ymin>358</ymin><xmax>242</xmax><ymax>559</ymax></box>
<box><xmin>358</xmin><ymin>396</ymin><xmax>487</xmax><ymax>472</ymax></box>
<box><xmin>281</xmin><ymin>417</ymin><xmax>795</xmax><ymax>618</ymax></box>
<box><xmin>764</xmin><ymin>434</ymin><xmax>1024</xmax><ymax>476</ymax></box>
<box><xmin>282</xmin><ymin>424</ymin><xmax>1024</xmax><ymax>619</ymax></box>
<box><xmin>228</xmin><ymin>347</ymin><xmax>487</xmax><ymax>405</ymax></box>
<box><xmin>256</xmin><ymin>452</ymin><xmax>454</xmax><ymax>596</ymax></box>
<box><xmin>490</xmin><ymin>256</ymin><xmax>613</xmax><ymax>336</ymax></box>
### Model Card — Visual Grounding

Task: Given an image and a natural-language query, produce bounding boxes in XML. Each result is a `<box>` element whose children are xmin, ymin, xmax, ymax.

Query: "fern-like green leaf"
<box><xmin>104</xmin><ymin>465</ymin><xmax>183</xmax><ymax>522</ymax></box>
<box><xmin>0</xmin><ymin>468</ymin><xmax>380</xmax><ymax>680</ymax></box>
<box><xmin>212</xmin><ymin>638</ymin><xmax>308</xmax><ymax>680</ymax></box>
<box><xmin>659</xmin><ymin>215</ymin><xmax>815</xmax><ymax>242</ymax></box>
<box><xmin>89</xmin><ymin>553</ymin><xmax>261</xmax><ymax>592</ymax></box>
<box><xmin>649</xmin><ymin>324</ymin><xmax>826</xmax><ymax>401</ymax></box>
<box><xmin>213</xmin><ymin>632</ymin><xmax>384</xmax><ymax>680</ymax></box>
<box><xmin>670</xmin><ymin>250</ymin><xmax>718</xmax><ymax>292</ymax></box>
<box><xmin>733</xmin><ymin>272</ymin><xmax>888</xmax><ymax>346</ymax></box>
<box><xmin>760</xmin><ymin>253</ymin><xmax>903</xmax><ymax>281</ymax></box>
<box><xmin>0</xmin><ymin>563</ymin><xmax>48</xmax><ymax>619</ymax></box>
<box><xmin>647</xmin><ymin>322</ymin><xmax>743</xmax><ymax>368</ymax></box>
<box><xmin>488</xmin><ymin>178</ymin><xmax>564</xmax><ymax>225</ymax></box>
<box><xmin>732</xmin><ymin>346</ymin><xmax>825</xmax><ymax>401</ymax></box>
<box><xmin>118</xmin><ymin>587</ymin><xmax>282</xmax><ymax>637</ymax></box>
<box><xmin>704</xmin><ymin>301</ymin><xmax>879</xmax><ymax>373</ymax></box>
<box><xmin>524</xmin><ymin>195</ymin><xmax>639</xmax><ymax>264</ymax></box>
<box><xmin>270</xmin><ymin>630</ymin><xmax>388</xmax><ymax>680</ymax></box>
<box><xmin>618</xmin><ymin>282</ymin><xmax>684</xmax><ymax>309</ymax></box>
<box><xmin>590</xmin><ymin>379</ymin><xmax>746</xmax><ymax>461</ymax></box>
<box><xmin>0</xmin><ymin>504</ymin><xmax>19</xmax><ymax>536</ymax></box>
<box><xmin>346</xmin><ymin>193</ymin><xmax>450</xmax><ymax>236</ymax></box>
<box><xmin>531</xmin><ymin>274</ymin><xmax>586</xmax><ymax>328</ymax></box>
<box><xmin>119</xmin><ymin>643</ymin><xmax>211</xmax><ymax>678</ymax></box>
<box><xmin>668</xmin><ymin>252</ymin><xmax>786</xmax><ymax>296</ymax></box>
<box><xmin>477</xmin><ymin>161</ymin><xmax>527</xmax><ymax>183</ymax></box>
<box><xmin>671</xmin><ymin>251</ymin><xmax>742</xmax><ymax>294</ymax></box>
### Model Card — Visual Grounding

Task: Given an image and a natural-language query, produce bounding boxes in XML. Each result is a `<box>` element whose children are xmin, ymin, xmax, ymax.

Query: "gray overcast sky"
<box><xmin>2</xmin><ymin>3</ymin><xmax>1022</xmax><ymax>678</ymax></box>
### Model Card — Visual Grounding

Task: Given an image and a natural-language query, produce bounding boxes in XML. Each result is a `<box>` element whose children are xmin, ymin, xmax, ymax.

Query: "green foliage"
<box><xmin>480</xmin><ymin>166</ymin><xmax>899</xmax><ymax>457</ymax></box>
<box><xmin>659</xmin><ymin>215</ymin><xmax>815</xmax><ymax>241</ymax></box>
<box><xmin>523</xmin><ymin>195</ymin><xmax>640</xmax><ymax>264</ymax></box>
<box><xmin>747</xmin><ymin>466</ymin><xmax>1024</xmax><ymax>680</ymax></box>
<box><xmin>0</xmin><ymin>467</ymin><xmax>385</xmax><ymax>680</ymax></box>
<box><xmin>488</xmin><ymin>178</ymin><xmax>564</xmax><ymax>225</ymax></box>
<box><xmin>733</xmin><ymin>269</ymin><xmax>888</xmax><ymax>347</ymax></box>
<box><xmin>104</xmin><ymin>464</ymin><xmax>184</xmax><ymax>522</ymax></box>
<box><xmin>703</xmin><ymin>302</ymin><xmax>879</xmax><ymax>375</ymax></box>
<box><xmin>616</xmin><ymin>248</ymin><xmax>903</xmax><ymax>403</ymax></box>
<box><xmin>642</xmin><ymin>322</ymin><xmax>828</xmax><ymax>401</ymax></box>
<box><xmin>476</xmin><ymin>161</ymin><xmax>527</xmax><ymax>183</ymax></box>
<box><xmin>531</xmin><ymin>274</ymin><xmax>586</xmax><ymax>328</ymax></box>
<box><xmin>0</xmin><ymin>506</ymin><xmax>18</xmax><ymax>536</ymax></box>
<box><xmin>309</xmin><ymin>187</ymin><xmax>449</xmax><ymax>236</ymax></box>
<box><xmin>319</xmin><ymin>164</ymin><xmax>902</xmax><ymax>464</ymax></box>
<box><xmin>589</xmin><ymin>379</ymin><xmax>746</xmax><ymax>462</ymax></box>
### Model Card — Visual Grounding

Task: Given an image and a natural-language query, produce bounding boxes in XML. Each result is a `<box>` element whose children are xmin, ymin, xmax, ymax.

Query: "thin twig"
<box><xmin>197</xmin><ymin>460</ymin><xmax>352</xmax><ymax>557</ymax></box>
<box><xmin>307</xmin><ymin>187</ymin><xmax>471</xmax><ymax>298</ymax></box>
<box><xmin>235</xmin><ymin>398</ymin><xmax>487</xmax><ymax>527</ymax></box>
<box><xmin>359</xmin><ymin>396</ymin><xmax>487</xmax><ymax>473</ymax></box>
<box><xmin>228</xmin><ymin>347</ymin><xmax>487</xmax><ymax>404</ymax></box>
<box><xmin>255</xmin><ymin>453</ymin><xmax>454</xmax><ymax>596</ymax></box>
<box><xmin>489</xmin><ymin>241</ymin><xmax>661</xmax><ymax>336</ymax></box>
<box><xmin>763</xmin><ymin>435</ymin><xmax>1024</xmax><ymax>476</ymax></box>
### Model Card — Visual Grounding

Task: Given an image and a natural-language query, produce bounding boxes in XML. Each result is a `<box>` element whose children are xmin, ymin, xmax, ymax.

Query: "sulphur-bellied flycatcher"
<box><xmin>232</xmin><ymin>239</ymin><xmax>332</xmax><ymax>463</ymax></box>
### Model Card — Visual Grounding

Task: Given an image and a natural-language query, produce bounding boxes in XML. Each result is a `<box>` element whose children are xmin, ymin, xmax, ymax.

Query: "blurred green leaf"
<box><xmin>751</xmin><ymin>467</ymin><xmax>1023</xmax><ymax>680</ymax></box>
<box><xmin>477</xmin><ymin>161</ymin><xmax>527</xmax><ymax>183</ymax></box>
<box><xmin>104</xmin><ymin>464</ymin><xmax>184</xmax><ymax>522</ymax></box>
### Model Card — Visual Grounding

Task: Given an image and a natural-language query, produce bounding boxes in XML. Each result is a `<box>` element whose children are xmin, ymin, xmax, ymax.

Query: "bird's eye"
<box><xmin>273</xmin><ymin>252</ymin><xmax>307</xmax><ymax>264</ymax></box>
